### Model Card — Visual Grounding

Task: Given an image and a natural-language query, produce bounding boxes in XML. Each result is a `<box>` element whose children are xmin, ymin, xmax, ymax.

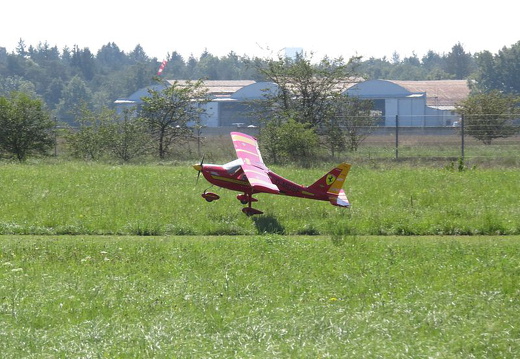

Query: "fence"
<box><xmin>354</xmin><ymin>114</ymin><xmax>520</xmax><ymax>166</ymax></box>
<box><xmin>201</xmin><ymin>113</ymin><xmax>520</xmax><ymax>162</ymax></box>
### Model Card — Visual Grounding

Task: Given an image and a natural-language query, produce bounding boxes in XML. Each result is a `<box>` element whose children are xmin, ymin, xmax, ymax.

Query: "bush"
<box><xmin>0</xmin><ymin>92</ymin><xmax>55</xmax><ymax>161</ymax></box>
<box><xmin>260</xmin><ymin>118</ymin><xmax>319</xmax><ymax>165</ymax></box>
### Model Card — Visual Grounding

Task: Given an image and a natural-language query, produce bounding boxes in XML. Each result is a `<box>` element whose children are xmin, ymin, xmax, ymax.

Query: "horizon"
<box><xmin>2</xmin><ymin>0</ymin><xmax>518</xmax><ymax>62</ymax></box>
<box><xmin>2</xmin><ymin>38</ymin><xmax>518</xmax><ymax>62</ymax></box>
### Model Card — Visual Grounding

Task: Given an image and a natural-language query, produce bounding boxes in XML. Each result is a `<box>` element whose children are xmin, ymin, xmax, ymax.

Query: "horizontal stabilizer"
<box><xmin>329</xmin><ymin>189</ymin><xmax>350</xmax><ymax>207</ymax></box>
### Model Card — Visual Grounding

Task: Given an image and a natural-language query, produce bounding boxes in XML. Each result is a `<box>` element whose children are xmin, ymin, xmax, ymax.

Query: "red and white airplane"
<box><xmin>193</xmin><ymin>132</ymin><xmax>351</xmax><ymax>216</ymax></box>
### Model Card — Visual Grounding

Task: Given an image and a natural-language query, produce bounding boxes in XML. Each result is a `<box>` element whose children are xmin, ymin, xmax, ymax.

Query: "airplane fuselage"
<box><xmin>193</xmin><ymin>132</ymin><xmax>350</xmax><ymax>215</ymax></box>
<box><xmin>199</xmin><ymin>163</ymin><xmax>329</xmax><ymax>202</ymax></box>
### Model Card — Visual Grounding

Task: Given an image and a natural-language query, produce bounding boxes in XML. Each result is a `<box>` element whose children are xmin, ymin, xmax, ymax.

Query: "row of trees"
<box><xmin>0</xmin><ymin>79</ymin><xmax>210</xmax><ymax>162</ymax></box>
<box><xmin>1</xmin><ymin>51</ymin><xmax>518</xmax><ymax>163</ymax></box>
<box><xmin>1</xmin><ymin>40</ymin><xmax>520</xmax><ymax>122</ymax></box>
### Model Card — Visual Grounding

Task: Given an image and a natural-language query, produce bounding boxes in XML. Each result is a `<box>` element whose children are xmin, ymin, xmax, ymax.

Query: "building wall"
<box><xmin>201</xmin><ymin>102</ymin><xmax>219</xmax><ymax>127</ymax></box>
<box><xmin>346</xmin><ymin>79</ymin><xmax>459</xmax><ymax>127</ymax></box>
<box><xmin>116</xmin><ymin>79</ymin><xmax>464</xmax><ymax>128</ymax></box>
<box><xmin>218</xmin><ymin>102</ymin><xmax>259</xmax><ymax>127</ymax></box>
<box><xmin>425</xmin><ymin>107</ymin><xmax>459</xmax><ymax>127</ymax></box>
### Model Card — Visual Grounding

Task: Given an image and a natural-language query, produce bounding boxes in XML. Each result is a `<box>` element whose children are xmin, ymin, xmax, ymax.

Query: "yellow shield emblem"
<box><xmin>326</xmin><ymin>174</ymin><xmax>336</xmax><ymax>186</ymax></box>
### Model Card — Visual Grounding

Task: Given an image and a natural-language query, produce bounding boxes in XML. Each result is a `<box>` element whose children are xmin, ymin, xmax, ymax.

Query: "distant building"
<box><xmin>115</xmin><ymin>80</ymin><xmax>269</xmax><ymax>127</ymax></box>
<box><xmin>345</xmin><ymin>79</ymin><xmax>470</xmax><ymax>126</ymax></box>
<box><xmin>115</xmin><ymin>79</ymin><xmax>470</xmax><ymax>128</ymax></box>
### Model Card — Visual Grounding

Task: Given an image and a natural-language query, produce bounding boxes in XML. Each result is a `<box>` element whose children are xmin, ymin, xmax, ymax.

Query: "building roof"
<box><xmin>390</xmin><ymin>80</ymin><xmax>470</xmax><ymax>107</ymax></box>
<box><xmin>166</xmin><ymin>80</ymin><xmax>255</xmax><ymax>95</ymax></box>
<box><xmin>116</xmin><ymin>79</ymin><xmax>471</xmax><ymax>109</ymax></box>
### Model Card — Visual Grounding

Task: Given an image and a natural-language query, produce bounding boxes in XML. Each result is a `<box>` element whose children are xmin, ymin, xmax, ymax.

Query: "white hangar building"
<box><xmin>344</xmin><ymin>79</ymin><xmax>470</xmax><ymax>127</ymax></box>
<box><xmin>115</xmin><ymin>79</ymin><xmax>469</xmax><ymax>128</ymax></box>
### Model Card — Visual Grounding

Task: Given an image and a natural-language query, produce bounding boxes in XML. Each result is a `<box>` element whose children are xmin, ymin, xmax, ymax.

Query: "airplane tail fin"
<box><xmin>308</xmin><ymin>163</ymin><xmax>351</xmax><ymax>207</ymax></box>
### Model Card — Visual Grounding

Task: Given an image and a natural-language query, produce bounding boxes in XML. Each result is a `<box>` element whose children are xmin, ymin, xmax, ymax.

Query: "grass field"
<box><xmin>1</xmin><ymin>235</ymin><xmax>519</xmax><ymax>358</ymax></box>
<box><xmin>0</xmin><ymin>161</ymin><xmax>518</xmax><ymax>236</ymax></box>
<box><xmin>0</xmin><ymin>159</ymin><xmax>518</xmax><ymax>357</ymax></box>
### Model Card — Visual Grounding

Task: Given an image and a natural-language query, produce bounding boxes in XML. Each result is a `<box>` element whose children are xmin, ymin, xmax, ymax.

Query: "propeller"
<box><xmin>193</xmin><ymin>155</ymin><xmax>205</xmax><ymax>185</ymax></box>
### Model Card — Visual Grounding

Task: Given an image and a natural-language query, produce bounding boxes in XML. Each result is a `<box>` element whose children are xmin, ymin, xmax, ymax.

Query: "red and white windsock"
<box><xmin>157</xmin><ymin>60</ymin><xmax>168</xmax><ymax>76</ymax></box>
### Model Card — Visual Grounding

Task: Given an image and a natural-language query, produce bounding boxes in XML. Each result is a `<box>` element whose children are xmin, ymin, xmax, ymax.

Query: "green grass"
<box><xmin>1</xmin><ymin>235</ymin><xmax>519</xmax><ymax>358</ymax></box>
<box><xmin>0</xmin><ymin>161</ymin><xmax>519</xmax><ymax>235</ymax></box>
<box><xmin>343</xmin><ymin>134</ymin><xmax>520</xmax><ymax>167</ymax></box>
<box><xmin>1</xmin><ymin>159</ymin><xmax>518</xmax><ymax>356</ymax></box>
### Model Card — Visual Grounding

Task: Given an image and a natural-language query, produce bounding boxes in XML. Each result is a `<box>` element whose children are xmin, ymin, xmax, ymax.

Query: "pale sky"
<box><xmin>2</xmin><ymin>0</ymin><xmax>518</xmax><ymax>61</ymax></box>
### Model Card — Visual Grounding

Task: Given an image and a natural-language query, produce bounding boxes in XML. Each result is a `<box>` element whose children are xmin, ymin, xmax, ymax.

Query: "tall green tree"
<box><xmin>251</xmin><ymin>52</ymin><xmax>361</xmax><ymax>161</ymax></box>
<box><xmin>165</xmin><ymin>51</ymin><xmax>187</xmax><ymax>79</ymax></box>
<box><xmin>56</xmin><ymin>76</ymin><xmax>93</xmax><ymax>124</ymax></box>
<box><xmin>456</xmin><ymin>90</ymin><xmax>519</xmax><ymax>145</ymax></box>
<box><xmin>0</xmin><ymin>92</ymin><xmax>55</xmax><ymax>161</ymax></box>
<box><xmin>357</xmin><ymin>57</ymin><xmax>393</xmax><ymax>80</ymax></box>
<box><xmin>43</xmin><ymin>78</ymin><xmax>64</xmax><ymax>110</ymax></box>
<box><xmin>196</xmin><ymin>50</ymin><xmax>219</xmax><ymax>79</ymax></box>
<box><xmin>129</xmin><ymin>44</ymin><xmax>149</xmax><ymax>63</ymax></box>
<box><xmin>474</xmin><ymin>41</ymin><xmax>520</xmax><ymax>94</ymax></box>
<box><xmin>140</xmin><ymin>79</ymin><xmax>209</xmax><ymax>159</ymax></box>
<box><xmin>15</xmin><ymin>38</ymin><xmax>27</xmax><ymax>57</ymax></box>
<box><xmin>97</xmin><ymin>42</ymin><xmax>128</xmax><ymax>71</ymax></box>
<box><xmin>254</xmin><ymin>52</ymin><xmax>359</xmax><ymax>129</ymax></box>
<box><xmin>71</xmin><ymin>45</ymin><xmax>96</xmax><ymax>81</ymax></box>
<box><xmin>445</xmin><ymin>42</ymin><xmax>474</xmax><ymax>79</ymax></box>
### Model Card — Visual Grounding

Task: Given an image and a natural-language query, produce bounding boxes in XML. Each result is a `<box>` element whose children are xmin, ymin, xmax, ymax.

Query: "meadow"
<box><xmin>0</xmin><ymin>148</ymin><xmax>519</xmax><ymax>357</ymax></box>
<box><xmin>0</xmin><ymin>161</ymin><xmax>518</xmax><ymax>236</ymax></box>
<box><xmin>1</xmin><ymin>235</ymin><xmax>519</xmax><ymax>358</ymax></box>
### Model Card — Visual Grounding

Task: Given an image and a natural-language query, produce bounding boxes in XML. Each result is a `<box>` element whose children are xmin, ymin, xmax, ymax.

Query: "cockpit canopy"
<box><xmin>223</xmin><ymin>158</ymin><xmax>243</xmax><ymax>174</ymax></box>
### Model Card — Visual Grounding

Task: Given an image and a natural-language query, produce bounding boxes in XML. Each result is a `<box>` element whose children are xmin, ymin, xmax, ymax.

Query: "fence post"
<box><xmin>395</xmin><ymin>114</ymin><xmax>399</xmax><ymax>160</ymax></box>
<box><xmin>461</xmin><ymin>114</ymin><xmax>465</xmax><ymax>160</ymax></box>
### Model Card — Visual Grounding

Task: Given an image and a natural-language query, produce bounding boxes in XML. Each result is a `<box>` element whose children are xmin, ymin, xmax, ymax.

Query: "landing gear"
<box><xmin>237</xmin><ymin>193</ymin><xmax>262</xmax><ymax>216</ymax></box>
<box><xmin>201</xmin><ymin>191</ymin><xmax>220</xmax><ymax>202</ymax></box>
<box><xmin>236</xmin><ymin>194</ymin><xmax>258</xmax><ymax>205</ymax></box>
<box><xmin>201</xmin><ymin>190</ymin><xmax>263</xmax><ymax>215</ymax></box>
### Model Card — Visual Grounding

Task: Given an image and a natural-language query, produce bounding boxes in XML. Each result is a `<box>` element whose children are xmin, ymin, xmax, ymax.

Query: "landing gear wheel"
<box><xmin>202</xmin><ymin>192</ymin><xmax>220</xmax><ymax>202</ymax></box>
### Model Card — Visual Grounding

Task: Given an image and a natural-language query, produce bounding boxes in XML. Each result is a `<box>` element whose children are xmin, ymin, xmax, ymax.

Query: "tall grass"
<box><xmin>1</xmin><ymin>161</ymin><xmax>518</xmax><ymax>236</ymax></box>
<box><xmin>1</xmin><ymin>235</ymin><xmax>519</xmax><ymax>357</ymax></box>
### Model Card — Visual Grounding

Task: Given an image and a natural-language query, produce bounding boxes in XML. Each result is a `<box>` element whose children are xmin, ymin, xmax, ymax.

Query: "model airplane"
<box><xmin>193</xmin><ymin>132</ymin><xmax>351</xmax><ymax>216</ymax></box>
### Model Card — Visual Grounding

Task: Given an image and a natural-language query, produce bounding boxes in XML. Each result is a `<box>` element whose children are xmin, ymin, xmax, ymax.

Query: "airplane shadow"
<box><xmin>252</xmin><ymin>215</ymin><xmax>285</xmax><ymax>234</ymax></box>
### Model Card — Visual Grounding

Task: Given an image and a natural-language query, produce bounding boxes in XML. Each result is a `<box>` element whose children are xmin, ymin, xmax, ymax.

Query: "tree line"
<box><xmin>0</xmin><ymin>40</ymin><xmax>519</xmax><ymax>162</ymax></box>
<box><xmin>1</xmin><ymin>39</ymin><xmax>519</xmax><ymax>116</ymax></box>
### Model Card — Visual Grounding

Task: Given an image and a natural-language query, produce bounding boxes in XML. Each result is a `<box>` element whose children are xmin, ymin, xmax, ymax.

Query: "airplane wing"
<box><xmin>231</xmin><ymin>132</ymin><xmax>279</xmax><ymax>194</ymax></box>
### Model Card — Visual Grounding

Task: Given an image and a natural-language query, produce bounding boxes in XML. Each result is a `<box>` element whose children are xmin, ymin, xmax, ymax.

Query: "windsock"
<box><xmin>157</xmin><ymin>60</ymin><xmax>168</xmax><ymax>76</ymax></box>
